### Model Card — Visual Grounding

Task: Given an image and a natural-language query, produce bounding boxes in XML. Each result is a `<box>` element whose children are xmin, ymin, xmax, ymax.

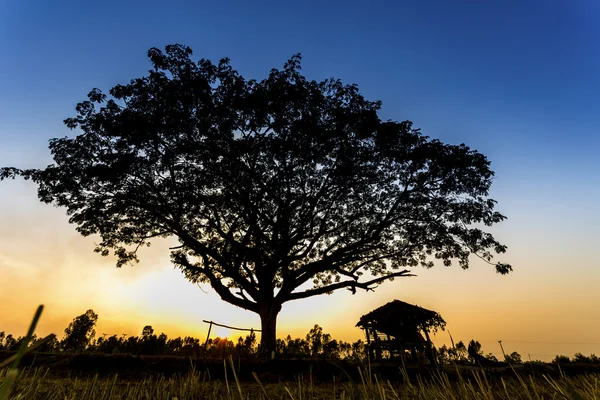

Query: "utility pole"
<box><xmin>498</xmin><ymin>340</ymin><xmax>507</xmax><ymax>361</ymax></box>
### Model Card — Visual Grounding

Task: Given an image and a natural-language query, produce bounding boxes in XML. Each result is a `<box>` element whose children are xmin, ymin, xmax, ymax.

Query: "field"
<box><xmin>2</xmin><ymin>308</ymin><xmax>600</xmax><ymax>399</ymax></box>
<box><xmin>2</xmin><ymin>352</ymin><xmax>600</xmax><ymax>399</ymax></box>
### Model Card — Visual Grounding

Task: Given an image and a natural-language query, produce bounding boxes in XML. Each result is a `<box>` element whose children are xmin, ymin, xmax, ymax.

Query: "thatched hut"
<box><xmin>356</xmin><ymin>300</ymin><xmax>446</xmax><ymax>364</ymax></box>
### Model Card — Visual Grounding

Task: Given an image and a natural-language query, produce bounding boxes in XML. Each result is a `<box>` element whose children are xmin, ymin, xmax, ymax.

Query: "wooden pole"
<box><xmin>423</xmin><ymin>329</ymin><xmax>438</xmax><ymax>368</ymax></box>
<box><xmin>203</xmin><ymin>321</ymin><xmax>213</xmax><ymax>355</ymax></box>
<box><xmin>201</xmin><ymin>320</ymin><xmax>261</xmax><ymax>356</ymax></box>
<box><xmin>202</xmin><ymin>320</ymin><xmax>261</xmax><ymax>332</ymax></box>
<box><xmin>498</xmin><ymin>340</ymin><xmax>507</xmax><ymax>361</ymax></box>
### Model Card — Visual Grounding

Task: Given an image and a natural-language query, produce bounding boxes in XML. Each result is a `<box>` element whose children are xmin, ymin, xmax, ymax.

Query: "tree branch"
<box><xmin>174</xmin><ymin>252</ymin><xmax>259</xmax><ymax>312</ymax></box>
<box><xmin>170</xmin><ymin>225</ymin><xmax>260</xmax><ymax>300</ymax></box>
<box><xmin>285</xmin><ymin>270</ymin><xmax>415</xmax><ymax>302</ymax></box>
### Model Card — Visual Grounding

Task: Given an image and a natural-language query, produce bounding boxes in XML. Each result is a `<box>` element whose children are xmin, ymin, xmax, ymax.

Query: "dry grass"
<box><xmin>1</xmin><ymin>356</ymin><xmax>600</xmax><ymax>399</ymax></box>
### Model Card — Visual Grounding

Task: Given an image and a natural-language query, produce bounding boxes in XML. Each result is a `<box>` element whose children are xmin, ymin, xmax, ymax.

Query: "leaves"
<box><xmin>62</xmin><ymin>309</ymin><xmax>98</xmax><ymax>352</ymax></box>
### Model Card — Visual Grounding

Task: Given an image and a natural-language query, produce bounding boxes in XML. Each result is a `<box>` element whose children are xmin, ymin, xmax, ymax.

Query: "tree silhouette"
<box><xmin>62</xmin><ymin>309</ymin><xmax>98</xmax><ymax>352</ymax></box>
<box><xmin>33</xmin><ymin>334</ymin><xmax>59</xmax><ymax>353</ymax></box>
<box><xmin>0</xmin><ymin>44</ymin><xmax>511</xmax><ymax>356</ymax></box>
<box><xmin>505</xmin><ymin>351</ymin><xmax>522</xmax><ymax>363</ymax></box>
<box><xmin>139</xmin><ymin>325</ymin><xmax>163</xmax><ymax>355</ymax></box>
<box><xmin>467</xmin><ymin>339</ymin><xmax>483</xmax><ymax>362</ymax></box>
<box><xmin>454</xmin><ymin>341</ymin><xmax>468</xmax><ymax>362</ymax></box>
<box><xmin>235</xmin><ymin>329</ymin><xmax>257</xmax><ymax>357</ymax></box>
<box><xmin>141</xmin><ymin>325</ymin><xmax>154</xmax><ymax>337</ymax></box>
<box><xmin>0</xmin><ymin>311</ymin><xmax>371</xmax><ymax>362</ymax></box>
<box><xmin>1</xmin><ymin>334</ymin><xmax>19</xmax><ymax>351</ymax></box>
<box><xmin>306</xmin><ymin>324</ymin><xmax>325</xmax><ymax>359</ymax></box>
<box><xmin>96</xmin><ymin>334</ymin><xmax>122</xmax><ymax>354</ymax></box>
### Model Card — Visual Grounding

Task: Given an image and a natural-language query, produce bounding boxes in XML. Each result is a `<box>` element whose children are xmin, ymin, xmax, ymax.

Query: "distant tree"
<box><xmin>323</xmin><ymin>338</ymin><xmax>340</xmax><ymax>360</ymax></box>
<box><xmin>350</xmin><ymin>340</ymin><xmax>366</xmax><ymax>363</ymax></box>
<box><xmin>208</xmin><ymin>337</ymin><xmax>234</xmax><ymax>358</ymax></box>
<box><xmin>304</xmin><ymin>324</ymin><xmax>338</xmax><ymax>359</ymax></box>
<box><xmin>139</xmin><ymin>326</ymin><xmax>159</xmax><ymax>355</ymax></box>
<box><xmin>573</xmin><ymin>352</ymin><xmax>591</xmax><ymax>364</ymax></box>
<box><xmin>235</xmin><ymin>329</ymin><xmax>257</xmax><ymax>357</ymax></box>
<box><xmin>275</xmin><ymin>338</ymin><xmax>287</xmax><ymax>357</ymax></box>
<box><xmin>0</xmin><ymin>44</ymin><xmax>511</xmax><ymax>357</ymax></box>
<box><xmin>282</xmin><ymin>335</ymin><xmax>309</xmax><ymax>359</ymax></box>
<box><xmin>156</xmin><ymin>333</ymin><xmax>168</xmax><ymax>355</ymax></box>
<box><xmin>34</xmin><ymin>334</ymin><xmax>59</xmax><ymax>353</ymax></box>
<box><xmin>306</xmin><ymin>324</ymin><xmax>325</xmax><ymax>359</ymax></box>
<box><xmin>167</xmin><ymin>337</ymin><xmax>183</xmax><ymax>354</ymax></box>
<box><xmin>121</xmin><ymin>336</ymin><xmax>140</xmax><ymax>355</ymax></box>
<box><xmin>454</xmin><ymin>341</ymin><xmax>468</xmax><ymax>362</ymax></box>
<box><xmin>504</xmin><ymin>351</ymin><xmax>522</xmax><ymax>363</ymax></box>
<box><xmin>62</xmin><ymin>309</ymin><xmax>98</xmax><ymax>352</ymax></box>
<box><xmin>3</xmin><ymin>334</ymin><xmax>19</xmax><ymax>351</ymax></box>
<box><xmin>141</xmin><ymin>325</ymin><xmax>154</xmax><ymax>338</ymax></box>
<box><xmin>436</xmin><ymin>344</ymin><xmax>450</xmax><ymax>364</ymax></box>
<box><xmin>181</xmin><ymin>336</ymin><xmax>201</xmax><ymax>358</ymax></box>
<box><xmin>244</xmin><ymin>330</ymin><xmax>257</xmax><ymax>351</ymax></box>
<box><xmin>96</xmin><ymin>334</ymin><xmax>122</xmax><ymax>354</ymax></box>
<box><xmin>553</xmin><ymin>355</ymin><xmax>571</xmax><ymax>364</ymax></box>
<box><xmin>467</xmin><ymin>340</ymin><xmax>483</xmax><ymax>363</ymax></box>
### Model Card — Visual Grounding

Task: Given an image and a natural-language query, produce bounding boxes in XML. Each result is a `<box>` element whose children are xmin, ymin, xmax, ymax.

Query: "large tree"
<box><xmin>1</xmin><ymin>44</ymin><xmax>511</xmax><ymax>357</ymax></box>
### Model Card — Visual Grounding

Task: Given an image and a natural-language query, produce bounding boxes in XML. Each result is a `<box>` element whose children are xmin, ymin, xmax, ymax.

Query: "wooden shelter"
<box><xmin>356</xmin><ymin>300</ymin><xmax>446</xmax><ymax>365</ymax></box>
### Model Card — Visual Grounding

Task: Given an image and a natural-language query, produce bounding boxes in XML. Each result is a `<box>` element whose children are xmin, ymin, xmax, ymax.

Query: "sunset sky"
<box><xmin>1</xmin><ymin>0</ymin><xmax>599</xmax><ymax>361</ymax></box>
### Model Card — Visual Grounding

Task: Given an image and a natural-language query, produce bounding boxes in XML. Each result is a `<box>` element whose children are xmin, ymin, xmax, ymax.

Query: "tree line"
<box><xmin>2</xmin><ymin>309</ymin><xmax>598</xmax><ymax>365</ymax></box>
<box><xmin>0</xmin><ymin>310</ymin><xmax>365</xmax><ymax>361</ymax></box>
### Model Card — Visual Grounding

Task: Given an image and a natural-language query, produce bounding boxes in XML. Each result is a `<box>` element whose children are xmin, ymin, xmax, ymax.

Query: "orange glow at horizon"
<box><xmin>1</xmin><ymin>182</ymin><xmax>600</xmax><ymax>362</ymax></box>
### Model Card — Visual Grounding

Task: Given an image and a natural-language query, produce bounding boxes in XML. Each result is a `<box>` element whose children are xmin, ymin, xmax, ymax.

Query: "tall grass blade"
<box><xmin>0</xmin><ymin>305</ymin><xmax>44</xmax><ymax>400</ymax></box>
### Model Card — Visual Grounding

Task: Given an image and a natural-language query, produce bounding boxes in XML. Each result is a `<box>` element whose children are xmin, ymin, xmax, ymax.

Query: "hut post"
<box><xmin>374</xmin><ymin>332</ymin><xmax>382</xmax><ymax>361</ymax></box>
<box><xmin>422</xmin><ymin>328</ymin><xmax>438</xmax><ymax>368</ymax></box>
<box><xmin>203</xmin><ymin>321</ymin><xmax>213</xmax><ymax>356</ymax></box>
<box><xmin>400</xmin><ymin>344</ymin><xmax>406</xmax><ymax>366</ymax></box>
<box><xmin>364</xmin><ymin>327</ymin><xmax>373</xmax><ymax>361</ymax></box>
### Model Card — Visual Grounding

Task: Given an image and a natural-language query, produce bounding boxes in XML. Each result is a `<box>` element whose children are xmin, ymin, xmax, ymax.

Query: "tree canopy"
<box><xmin>1</xmin><ymin>44</ymin><xmax>511</xmax><ymax>356</ymax></box>
<box><xmin>62</xmin><ymin>309</ymin><xmax>98</xmax><ymax>353</ymax></box>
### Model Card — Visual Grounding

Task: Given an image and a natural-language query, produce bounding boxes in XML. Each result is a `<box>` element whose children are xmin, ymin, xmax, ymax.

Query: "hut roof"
<box><xmin>355</xmin><ymin>300</ymin><xmax>446</xmax><ymax>335</ymax></box>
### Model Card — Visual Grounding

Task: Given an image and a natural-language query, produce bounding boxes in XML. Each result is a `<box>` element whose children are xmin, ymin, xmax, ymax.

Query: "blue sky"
<box><xmin>1</xmin><ymin>0</ymin><xmax>599</xmax><ymax>360</ymax></box>
<box><xmin>2</xmin><ymin>1</ymin><xmax>599</xmax><ymax>180</ymax></box>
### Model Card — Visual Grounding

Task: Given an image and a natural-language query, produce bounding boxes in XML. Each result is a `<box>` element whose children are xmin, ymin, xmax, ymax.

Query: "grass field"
<box><xmin>2</xmin><ymin>356</ymin><xmax>600</xmax><ymax>399</ymax></box>
<box><xmin>2</xmin><ymin>306</ymin><xmax>599</xmax><ymax>399</ymax></box>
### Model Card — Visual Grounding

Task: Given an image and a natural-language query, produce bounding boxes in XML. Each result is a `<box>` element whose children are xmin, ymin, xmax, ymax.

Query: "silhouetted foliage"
<box><xmin>505</xmin><ymin>351</ymin><xmax>522</xmax><ymax>363</ymax></box>
<box><xmin>455</xmin><ymin>341</ymin><xmax>468</xmax><ymax>361</ymax></box>
<box><xmin>564</xmin><ymin>353</ymin><xmax>600</xmax><ymax>364</ymax></box>
<box><xmin>0</xmin><ymin>311</ymin><xmax>363</xmax><ymax>362</ymax></box>
<box><xmin>0</xmin><ymin>44</ymin><xmax>511</xmax><ymax>356</ymax></box>
<box><xmin>33</xmin><ymin>334</ymin><xmax>60</xmax><ymax>353</ymax></box>
<box><xmin>4</xmin><ymin>309</ymin><xmax>599</xmax><ymax>369</ymax></box>
<box><xmin>62</xmin><ymin>309</ymin><xmax>98</xmax><ymax>353</ymax></box>
<box><xmin>467</xmin><ymin>339</ymin><xmax>483</xmax><ymax>362</ymax></box>
<box><xmin>0</xmin><ymin>333</ymin><xmax>22</xmax><ymax>351</ymax></box>
<box><xmin>95</xmin><ymin>334</ymin><xmax>122</xmax><ymax>354</ymax></box>
<box><xmin>553</xmin><ymin>355</ymin><xmax>572</xmax><ymax>364</ymax></box>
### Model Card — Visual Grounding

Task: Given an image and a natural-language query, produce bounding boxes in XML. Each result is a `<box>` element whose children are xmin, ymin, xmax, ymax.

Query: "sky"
<box><xmin>1</xmin><ymin>0</ymin><xmax>599</xmax><ymax>362</ymax></box>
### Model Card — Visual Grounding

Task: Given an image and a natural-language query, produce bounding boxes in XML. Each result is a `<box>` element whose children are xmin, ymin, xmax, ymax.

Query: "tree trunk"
<box><xmin>258</xmin><ymin>303</ymin><xmax>281</xmax><ymax>359</ymax></box>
